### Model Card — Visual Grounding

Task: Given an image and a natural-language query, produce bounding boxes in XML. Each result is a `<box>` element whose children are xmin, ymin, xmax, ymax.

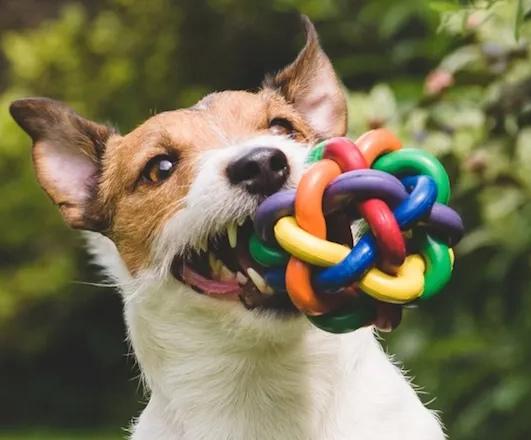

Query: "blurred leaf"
<box><xmin>429</xmin><ymin>1</ymin><xmax>462</xmax><ymax>13</ymax></box>
<box><xmin>514</xmin><ymin>0</ymin><xmax>524</xmax><ymax>40</ymax></box>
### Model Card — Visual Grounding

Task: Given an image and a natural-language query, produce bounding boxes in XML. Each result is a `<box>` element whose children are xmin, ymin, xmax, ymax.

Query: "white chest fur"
<box><xmin>122</xmin><ymin>279</ymin><xmax>445</xmax><ymax>440</ymax></box>
<box><xmin>86</xmin><ymin>229</ymin><xmax>445</xmax><ymax>440</ymax></box>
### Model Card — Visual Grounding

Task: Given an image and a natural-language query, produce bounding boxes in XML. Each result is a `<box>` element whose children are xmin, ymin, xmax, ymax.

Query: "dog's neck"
<box><xmin>122</xmin><ymin>275</ymin><xmax>369</xmax><ymax>440</ymax></box>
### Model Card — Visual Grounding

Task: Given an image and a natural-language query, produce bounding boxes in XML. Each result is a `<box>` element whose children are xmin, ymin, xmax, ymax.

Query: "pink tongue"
<box><xmin>181</xmin><ymin>264</ymin><xmax>241</xmax><ymax>297</ymax></box>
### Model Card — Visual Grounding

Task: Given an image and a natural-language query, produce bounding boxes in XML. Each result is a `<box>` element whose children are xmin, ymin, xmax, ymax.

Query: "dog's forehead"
<box><xmin>191</xmin><ymin>90</ymin><xmax>268</xmax><ymax>113</ymax></box>
<box><xmin>116</xmin><ymin>90</ymin><xmax>287</xmax><ymax>153</ymax></box>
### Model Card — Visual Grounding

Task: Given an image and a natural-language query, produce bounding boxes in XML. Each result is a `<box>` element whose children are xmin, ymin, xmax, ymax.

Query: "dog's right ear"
<box><xmin>9</xmin><ymin>98</ymin><xmax>117</xmax><ymax>232</ymax></box>
<box><xmin>263</xmin><ymin>16</ymin><xmax>347</xmax><ymax>139</ymax></box>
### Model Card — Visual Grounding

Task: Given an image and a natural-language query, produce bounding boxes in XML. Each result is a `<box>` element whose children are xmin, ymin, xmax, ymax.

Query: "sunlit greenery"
<box><xmin>0</xmin><ymin>435</ymin><xmax>121</xmax><ymax>440</ymax></box>
<box><xmin>1</xmin><ymin>0</ymin><xmax>530</xmax><ymax>439</ymax></box>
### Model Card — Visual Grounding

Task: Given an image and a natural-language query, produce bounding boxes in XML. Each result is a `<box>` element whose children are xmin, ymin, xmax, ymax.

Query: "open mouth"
<box><xmin>170</xmin><ymin>218</ymin><xmax>297</xmax><ymax>314</ymax></box>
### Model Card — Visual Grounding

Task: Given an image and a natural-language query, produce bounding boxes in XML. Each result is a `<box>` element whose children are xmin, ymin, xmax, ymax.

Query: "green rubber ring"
<box><xmin>306</xmin><ymin>293</ymin><xmax>377</xmax><ymax>334</ymax></box>
<box><xmin>420</xmin><ymin>234</ymin><xmax>453</xmax><ymax>299</ymax></box>
<box><xmin>372</xmin><ymin>149</ymin><xmax>451</xmax><ymax>204</ymax></box>
<box><xmin>249</xmin><ymin>233</ymin><xmax>290</xmax><ymax>267</ymax></box>
<box><xmin>305</xmin><ymin>140</ymin><xmax>327</xmax><ymax>165</ymax></box>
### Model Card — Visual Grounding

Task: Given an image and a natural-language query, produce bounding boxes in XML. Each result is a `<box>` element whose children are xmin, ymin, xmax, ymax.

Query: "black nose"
<box><xmin>226</xmin><ymin>147</ymin><xmax>289</xmax><ymax>195</ymax></box>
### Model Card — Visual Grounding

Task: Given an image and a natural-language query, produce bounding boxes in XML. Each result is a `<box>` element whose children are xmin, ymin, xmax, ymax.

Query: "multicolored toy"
<box><xmin>250</xmin><ymin>129</ymin><xmax>464</xmax><ymax>334</ymax></box>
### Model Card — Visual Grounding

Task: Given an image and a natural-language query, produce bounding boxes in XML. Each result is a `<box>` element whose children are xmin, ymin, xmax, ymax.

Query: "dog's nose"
<box><xmin>226</xmin><ymin>147</ymin><xmax>289</xmax><ymax>195</ymax></box>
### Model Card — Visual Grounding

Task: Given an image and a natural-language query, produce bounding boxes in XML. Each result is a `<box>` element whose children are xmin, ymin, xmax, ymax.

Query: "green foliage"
<box><xmin>0</xmin><ymin>434</ymin><xmax>121</xmax><ymax>440</ymax></box>
<box><xmin>0</xmin><ymin>0</ymin><xmax>530</xmax><ymax>438</ymax></box>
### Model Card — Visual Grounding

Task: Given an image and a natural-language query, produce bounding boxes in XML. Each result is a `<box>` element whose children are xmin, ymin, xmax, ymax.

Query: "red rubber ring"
<box><xmin>323</xmin><ymin>137</ymin><xmax>406</xmax><ymax>273</ymax></box>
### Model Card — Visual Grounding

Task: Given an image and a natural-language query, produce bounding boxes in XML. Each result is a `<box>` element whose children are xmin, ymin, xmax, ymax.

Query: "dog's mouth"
<box><xmin>170</xmin><ymin>217</ymin><xmax>297</xmax><ymax>314</ymax></box>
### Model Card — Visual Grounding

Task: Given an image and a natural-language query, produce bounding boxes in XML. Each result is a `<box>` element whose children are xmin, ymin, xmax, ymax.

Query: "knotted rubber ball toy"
<box><xmin>250</xmin><ymin>129</ymin><xmax>464</xmax><ymax>334</ymax></box>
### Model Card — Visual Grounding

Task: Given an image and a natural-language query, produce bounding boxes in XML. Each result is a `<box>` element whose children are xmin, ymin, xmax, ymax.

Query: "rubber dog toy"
<box><xmin>250</xmin><ymin>129</ymin><xmax>464</xmax><ymax>334</ymax></box>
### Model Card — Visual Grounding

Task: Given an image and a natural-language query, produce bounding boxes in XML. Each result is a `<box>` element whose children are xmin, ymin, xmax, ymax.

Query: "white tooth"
<box><xmin>219</xmin><ymin>264</ymin><xmax>235</xmax><ymax>281</ymax></box>
<box><xmin>227</xmin><ymin>223</ymin><xmax>238</xmax><ymax>248</ymax></box>
<box><xmin>209</xmin><ymin>252</ymin><xmax>221</xmax><ymax>276</ymax></box>
<box><xmin>199</xmin><ymin>239</ymin><xmax>208</xmax><ymax>253</ymax></box>
<box><xmin>237</xmin><ymin>271</ymin><xmax>248</xmax><ymax>284</ymax></box>
<box><xmin>237</xmin><ymin>217</ymin><xmax>246</xmax><ymax>226</ymax></box>
<box><xmin>247</xmin><ymin>268</ymin><xmax>271</xmax><ymax>295</ymax></box>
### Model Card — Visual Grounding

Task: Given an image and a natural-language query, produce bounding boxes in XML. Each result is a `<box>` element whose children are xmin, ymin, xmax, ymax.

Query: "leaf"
<box><xmin>429</xmin><ymin>1</ymin><xmax>462</xmax><ymax>13</ymax></box>
<box><xmin>514</xmin><ymin>0</ymin><xmax>524</xmax><ymax>41</ymax></box>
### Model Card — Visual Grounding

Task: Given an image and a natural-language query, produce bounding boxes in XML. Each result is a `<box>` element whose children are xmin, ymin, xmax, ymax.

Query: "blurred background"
<box><xmin>0</xmin><ymin>0</ymin><xmax>530</xmax><ymax>439</ymax></box>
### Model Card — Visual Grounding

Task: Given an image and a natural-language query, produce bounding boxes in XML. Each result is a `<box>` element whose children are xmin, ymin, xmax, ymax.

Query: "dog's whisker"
<box><xmin>71</xmin><ymin>280</ymin><xmax>127</xmax><ymax>288</ymax></box>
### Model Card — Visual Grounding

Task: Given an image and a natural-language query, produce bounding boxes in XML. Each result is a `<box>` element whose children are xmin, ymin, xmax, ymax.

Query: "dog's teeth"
<box><xmin>237</xmin><ymin>217</ymin><xmax>246</xmax><ymax>227</ymax></box>
<box><xmin>236</xmin><ymin>271</ymin><xmax>248</xmax><ymax>284</ymax></box>
<box><xmin>219</xmin><ymin>264</ymin><xmax>235</xmax><ymax>282</ymax></box>
<box><xmin>199</xmin><ymin>239</ymin><xmax>208</xmax><ymax>253</ymax></box>
<box><xmin>208</xmin><ymin>252</ymin><xmax>221</xmax><ymax>277</ymax></box>
<box><xmin>247</xmin><ymin>268</ymin><xmax>272</xmax><ymax>295</ymax></box>
<box><xmin>227</xmin><ymin>223</ymin><xmax>237</xmax><ymax>248</ymax></box>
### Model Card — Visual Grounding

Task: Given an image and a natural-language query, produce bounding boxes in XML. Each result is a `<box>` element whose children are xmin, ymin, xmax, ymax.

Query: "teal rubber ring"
<box><xmin>305</xmin><ymin>140</ymin><xmax>327</xmax><ymax>165</ymax></box>
<box><xmin>372</xmin><ymin>149</ymin><xmax>451</xmax><ymax>204</ymax></box>
<box><xmin>306</xmin><ymin>294</ymin><xmax>377</xmax><ymax>334</ymax></box>
<box><xmin>420</xmin><ymin>234</ymin><xmax>453</xmax><ymax>299</ymax></box>
<box><xmin>249</xmin><ymin>233</ymin><xmax>290</xmax><ymax>267</ymax></box>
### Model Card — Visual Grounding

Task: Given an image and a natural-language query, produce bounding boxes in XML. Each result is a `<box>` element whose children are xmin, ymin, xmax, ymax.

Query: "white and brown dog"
<box><xmin>10</xmin><ymin>17</ymin><xmax>445</xmax><ymax>440</ymax></box>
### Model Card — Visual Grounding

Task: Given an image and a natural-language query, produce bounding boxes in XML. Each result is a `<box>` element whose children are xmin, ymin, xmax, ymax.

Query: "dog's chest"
<box><xmin>131</xmin><ymin>345</ymin><xmax>340</xmax><ymax>440</ymax></box>
<box><xmin>125</xmin><ymin>301</ymin><xmax>345</xmax><ymax>440</ymax></box>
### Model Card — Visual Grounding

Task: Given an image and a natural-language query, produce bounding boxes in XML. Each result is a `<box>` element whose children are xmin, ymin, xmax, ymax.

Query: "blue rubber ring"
<box><xmin>312</xmin><ymin>175</ymin><xmax>438</xmax><ymax>292</ymax></box>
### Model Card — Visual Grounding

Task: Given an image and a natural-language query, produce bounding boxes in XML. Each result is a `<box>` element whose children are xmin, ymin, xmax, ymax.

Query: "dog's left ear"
<box><xmin>263</xmin><ymin>16</ymin><xmax>347</xmax><ymax>138</ymax></box>
<box><xmin>9</xmin><ymin>98</ymin><xmax>116</xmax><ymax>232</ymax></box>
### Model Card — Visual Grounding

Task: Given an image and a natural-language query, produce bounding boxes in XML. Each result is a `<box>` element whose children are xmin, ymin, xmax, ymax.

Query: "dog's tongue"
<box><xmin>181</xmin><ymin>264</ymin><xmax>241</xmax><ymax>298</ymax></box>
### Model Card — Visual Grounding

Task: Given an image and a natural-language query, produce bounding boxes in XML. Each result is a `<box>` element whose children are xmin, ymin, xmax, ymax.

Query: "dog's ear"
<box><xmin>263</xmin><ymin>16</ymin><xmax>347</xmax><ymax>139</ymax></box>
<box><xmin>9</xmin><ymin>98</ymin><xmax>116</xmax><ymax>232</ymax></box>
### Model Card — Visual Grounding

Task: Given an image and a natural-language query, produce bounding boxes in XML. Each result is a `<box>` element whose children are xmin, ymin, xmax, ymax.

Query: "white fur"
<box><xmin>152</xmin><ymin>134</ymin><xmax>308</xmax><ymax>278</ymax></box>
<box><xmin>85</xmin><ymin>133</ymin><xmax>445</xmax><ymax>440</ymax></box>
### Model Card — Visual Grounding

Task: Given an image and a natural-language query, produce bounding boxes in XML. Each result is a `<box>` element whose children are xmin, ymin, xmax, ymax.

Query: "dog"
<box><xmin>9</xmin><ymin>16</ymin><xmax>445</xmax><ymax>440</ymax></box>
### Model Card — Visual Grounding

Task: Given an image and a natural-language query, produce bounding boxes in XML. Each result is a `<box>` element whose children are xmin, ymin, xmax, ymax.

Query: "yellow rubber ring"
<box><xmin>360</xmin><ymin>255</ymin><xmax>426</xmax><ymax>303</ymax></box>
<box><xmin>275</xmin><ymin>216</ymin><xmax>455</xmax><ymax>303</ymax></box>
<box><xmin>274</xmin><ymin>217</ymin><xmax>350</xmax><ymax>267</ymax></box>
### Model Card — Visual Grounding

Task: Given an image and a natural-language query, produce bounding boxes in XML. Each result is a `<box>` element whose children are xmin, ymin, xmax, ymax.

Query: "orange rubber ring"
<box><xmin>285</xmin><ymin>258</ymin><xmax>348</xmax><ymax>315</ymax></box>
<box><xmin>286</xmin><ymin>160</ymin><xmax>342</xmax><ymax>315</ymax></box>
<box><xmin>294</xmin><ymin>159</ymin><xmax>342</xmax><ymax>238</ymax></box>
<box><xmin>355</xmin><ymin>129</ymin><xmax>402</xmax><ymax>166</ymax></box>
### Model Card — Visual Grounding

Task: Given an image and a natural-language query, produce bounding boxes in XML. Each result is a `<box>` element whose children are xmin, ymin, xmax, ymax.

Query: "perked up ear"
<box><xmin>9</xmin><ymin>98</ymin><xmax>116</xmax><ymax>232</ymax></box>
<box><xmin>263</xmin><ymin>16</ymin><xmax>347</xmax><ymax>139</ymax></box>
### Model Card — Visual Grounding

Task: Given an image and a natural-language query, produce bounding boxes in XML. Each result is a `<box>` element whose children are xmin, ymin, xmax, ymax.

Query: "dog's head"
<box><xmin>10</xmin><ymin>18</ymin><xmax>347</xmax><ymax>325</ymax></box>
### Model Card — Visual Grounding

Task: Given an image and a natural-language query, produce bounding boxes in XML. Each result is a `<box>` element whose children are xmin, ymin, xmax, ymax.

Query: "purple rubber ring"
<box><xmin>254</xmin><ymin>169</ymin><xmax>464</xmax><ymax>247</ymax></box>
<box><xmin>254</xmin><ymin>189</ymin><xmax>296</xmax><ymax>244</ymax></box>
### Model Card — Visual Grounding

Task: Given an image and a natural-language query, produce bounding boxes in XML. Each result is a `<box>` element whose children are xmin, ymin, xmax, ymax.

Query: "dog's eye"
<box><xmin>142</xmin><ymin>154</ymin><xmax>178</xmax><ymax>183</ymax></box>
<box><xmin>269</xmin><ymin>118</ymin><xmax>296</xmax><ymax>138</ymax></box>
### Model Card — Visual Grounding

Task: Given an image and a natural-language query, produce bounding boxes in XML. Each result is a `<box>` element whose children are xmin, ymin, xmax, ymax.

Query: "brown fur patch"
<box><xmin>96</xmin><ymin>90</ymin><xmax>318</xmax><ymax>273</ymax></box>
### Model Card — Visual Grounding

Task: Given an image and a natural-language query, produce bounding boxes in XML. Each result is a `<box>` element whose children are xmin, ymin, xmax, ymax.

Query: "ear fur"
<box><xmin>9</xmin><ymin>98</ymin><xmax>116</xmax><ymax>231</ymax></box>
<box><xmin>263</xmin><ymin>16</ymin><xmax>347</xmax><ymax>138</ymax></box>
